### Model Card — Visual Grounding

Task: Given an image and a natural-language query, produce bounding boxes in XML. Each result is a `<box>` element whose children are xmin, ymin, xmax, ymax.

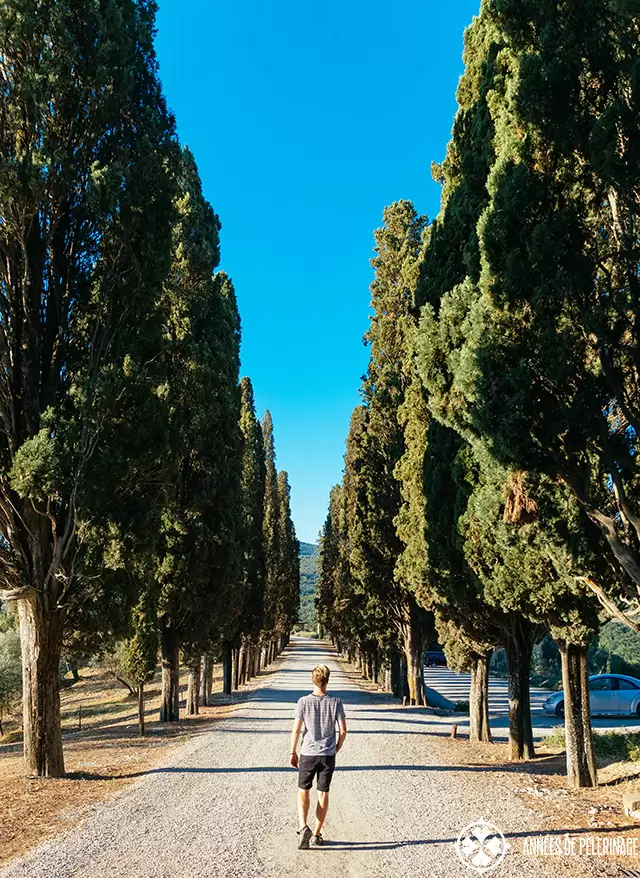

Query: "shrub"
<box><xmin>0</xmin><ymin>628</ymin><xmax>22</xmax><ymax>735</ymax></box>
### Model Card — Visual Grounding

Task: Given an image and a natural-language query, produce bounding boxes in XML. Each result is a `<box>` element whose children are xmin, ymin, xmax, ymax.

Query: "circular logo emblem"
<box><xmin>455</xmin><ymin>819</ymin><xmax>508</xmax><ymax>873</ymax></box>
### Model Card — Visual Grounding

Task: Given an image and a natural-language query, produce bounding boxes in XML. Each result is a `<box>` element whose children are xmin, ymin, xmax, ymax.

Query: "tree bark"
<box><xmin>160</xmin><ymin>621</ymin><xmax>180</xmax><ymax>723</ymax></box>
<box><xmin>505</xmin><ymin>619</ymin><xmax>535</xmax><ymax>760</ymax></box>
<box><xmin>186</xmin><ymin>657</ymin><xmax>201</xmax><ymax>715</ymax></box>
<box><xmin>401</xmin><ymin>605</ymin><xmax>425</xmax><ymax>706</ymax></box>
<box><xmin>232</xmin><ymin>647</ymin><xmax>240</xmax><ymax>690</ymax></box>
<box><xmin>200</xmin><ymin>653</ymin><xmax>213</xmax><ymax>706</ymax></box>
<box><xmin>137</xmin><ymin>683</ymin><xmax>146</xmax><ymax>737</ymax></box>
<box><xmin>17</xmin><ymin>595</ymin><xmax>65</xmax><ymax>777</ymax></box>
<box><xmin>222</xmin><ymin>643</ymin><xmax>233</xmax><ymax>695</ymax></box>
<box><xmin>238</xmin><ymin>642</ymin><xmax>247</xmax><ymax>686</ymax></box>
<box><xmin>390</xmin><ymin>651</ymin><xmax>402</xmax><ymax>697</ymax></box>
<box><xmin>469</xmin><ymin>652</ymin><xmax>493</xmax><ymax>743</ymax></box>
<box><xmin>557</xmin><ymin>640</ymin><xmax>597</xmax><ymax>788</ymax></box>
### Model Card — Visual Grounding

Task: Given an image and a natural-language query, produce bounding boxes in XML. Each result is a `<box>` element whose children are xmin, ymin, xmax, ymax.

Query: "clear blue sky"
<box><xmin>154</xmin><ymin>0</ymin><xmax>480</xmax><ymax>544</ymax></box>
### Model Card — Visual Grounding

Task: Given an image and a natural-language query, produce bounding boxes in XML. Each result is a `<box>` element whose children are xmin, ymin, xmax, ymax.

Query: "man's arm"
<box><xmin>290</xmin><ymin>718</ymin><xmax>303</xmax><ymax>767</ymax></box>
<box><xmin>336</xmin><ymin>710</ymin><xmax>347</xmax><ymax>753</ymax></box>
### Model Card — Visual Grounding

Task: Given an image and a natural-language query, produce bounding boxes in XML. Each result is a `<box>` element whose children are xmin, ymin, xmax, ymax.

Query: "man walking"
<box><xmin>290</xmin><ymin>664</ymin><xmax>347</xmax><ymax>849</ymax></box>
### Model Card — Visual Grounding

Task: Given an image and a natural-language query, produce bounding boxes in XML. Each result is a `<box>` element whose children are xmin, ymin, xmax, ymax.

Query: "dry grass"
<box><xmin>0</xmin><ymin>656</ymin><xmax>284</xmax><ymax>866</ymax></box>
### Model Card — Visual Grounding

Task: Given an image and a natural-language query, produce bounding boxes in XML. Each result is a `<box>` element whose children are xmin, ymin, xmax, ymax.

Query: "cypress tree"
<box><xmin>414</xmin><ymin>3</ymin><xmax>605</xmax><ymax>777</ymax></box>
<box><xmin>357</xmin><ymin>202</ymin><xmax>432</xmax><ymax>705</ymax></box>
<box><xmin>157</xmin><ymin>149</ymin><xmax>242</xmax><ymax>720</ymax></box>
<box><xmin>260</xmin><ymin>410</ymin><xmax>281</xmax><ymax>666</ymax></box>
<box><xmin>236</xmin><ymin>377</ymin><xmax>266</xmax><ymax>684</ymax></box>
<box><xmin>0</xmin><ymin>0</ymin><xmax>177</xmax><ymax>776</ymax></box>
<box><xmin>445</xmin><ymin>1</ymin><xmax>640</xmax><ymax>632</ymax></box>
<box><xmin>276</xmin><ymin>470</ymin><xmax>300</xmax><ymax>649</ymax></box>
<box><xmin>121</xmin><ymin>580</ymin><xmax>158</xmax><ymax>737</ymax></box>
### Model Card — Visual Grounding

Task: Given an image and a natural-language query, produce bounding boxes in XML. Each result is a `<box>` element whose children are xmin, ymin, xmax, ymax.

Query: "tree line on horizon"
<box><xmin>317</xmin><ymin>0</ymin><xmax>640</xmax><ymax>789</ymax></box>
<box><xmin>0</xmin><ymin>0</ymin><xmax>299</xmax><ymax>777</ymax></box>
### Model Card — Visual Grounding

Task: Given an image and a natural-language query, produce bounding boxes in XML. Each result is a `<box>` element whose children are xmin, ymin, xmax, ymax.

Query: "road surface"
<box><xmin>0</xmin><ymin>638</ymin><xmax>628</xmax><ymax>878</ymax></box>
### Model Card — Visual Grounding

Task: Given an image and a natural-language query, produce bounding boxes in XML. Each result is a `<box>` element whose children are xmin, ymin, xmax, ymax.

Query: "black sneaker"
<box><xmin>310</xmin><ymin>833</ymin><xmax>324</xmax><ymax>848</ymax></box>
<box><xmin>297</xmin><ymin>825</ymin><xmax>312</xmax><ymax>850</ymax></box>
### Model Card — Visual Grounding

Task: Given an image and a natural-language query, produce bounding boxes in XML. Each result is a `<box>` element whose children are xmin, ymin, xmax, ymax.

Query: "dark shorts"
<box><xmin>298</xmin><ymin>754</ymin><xmax>336</xmax><ymax>792</ymax></box>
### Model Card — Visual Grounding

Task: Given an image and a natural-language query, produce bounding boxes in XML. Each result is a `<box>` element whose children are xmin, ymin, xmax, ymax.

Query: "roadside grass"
<box><xmin>542</xmin><ymin>725</ymin><xmax>640</xmax><ymax>763</ymax></box>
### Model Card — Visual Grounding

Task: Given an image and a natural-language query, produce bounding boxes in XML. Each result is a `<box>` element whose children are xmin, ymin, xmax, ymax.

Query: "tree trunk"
<box><xmin>17</xmin><ymin>596</ymin><xmax>65</xmax><ymax>777</ymax></box>
<box><xmin>232</xmin><ymin>647</ymin><xmax>240</xmax><ymax>690</ymax></box>
<box><xmin>138</xmin><ymin>683</ymin><xmax>146</xmax><ymax>737</ymax></box>
<box><xmin>557</xmin><ymin>640</ymin><xmax>597</xmax><ymax>788</ymax></box>
<box><xmin>401</xmin><ymin>605</ymin><xmax>425</xmax><ymax>706</ymax></box>
<box><xmin>160</xmin><ymin>621</ymin><xmax>180</xmax><ymax>723</ymax></box>
<box><xmin>390</xmin><ymin>651</ymin><xmax>402</xmax><ymax>697</ymax></box>
<box><xmin>186</xmin><ymin>657</ymin><xmax>201</xmax><ymax>716</ymax></box>
<box><xmin>505</xmin><ymin>619</ymin><xmax>535</xmax><ymax>760</ymax></box>
<box><xmin>223</xmin><ymin>643</ymin><xmax>233</xmax><ymax>695</ymax></box>
<box><xmin>469</xmin><ymin>652</ymin><xmax>493</xmax><ymax>743</ymax></box>
<box><xmin>238</xmin><ymin>643</ymin><xmax>247</xmax><ymax>686</ymax></box>
<box><xmin>200</xmin><ymin>653</ymin><xmax>213</xmax><ymax>706</ymax></box>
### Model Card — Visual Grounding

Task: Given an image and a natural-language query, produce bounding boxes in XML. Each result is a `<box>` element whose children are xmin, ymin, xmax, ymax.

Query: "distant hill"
<box><xmin>299</xmin><ymin>542</ymin><xmax>319</xmax><ymax>631</ymax></box>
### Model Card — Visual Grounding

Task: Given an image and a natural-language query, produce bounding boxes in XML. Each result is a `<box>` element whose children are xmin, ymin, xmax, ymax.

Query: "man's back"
<box><xmin>295</xmin><ymin>693</ymin><xmax>345</xmax><ymax>756</ymax></box>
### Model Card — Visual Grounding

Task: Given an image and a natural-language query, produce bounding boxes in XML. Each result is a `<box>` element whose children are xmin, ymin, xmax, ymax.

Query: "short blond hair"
<box><xmin>311</xmin><ymin>665</ymin><xmax>330</xmax><ymax>687</ymax></box>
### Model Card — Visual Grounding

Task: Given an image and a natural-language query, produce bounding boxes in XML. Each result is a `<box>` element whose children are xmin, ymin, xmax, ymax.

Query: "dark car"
<box><xmin>424</xmin><ymin>650</ymin><xmax>447</xmax><ymax>668</ymax></box>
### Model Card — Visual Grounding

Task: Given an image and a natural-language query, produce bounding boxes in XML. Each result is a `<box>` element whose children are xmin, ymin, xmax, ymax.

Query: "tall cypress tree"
<box><xmin>356</xmin><ymin>201</ymin><xmax>432</xmax><ymax>705</ymax></box>
<box><xmin>445</xmin><ymin>1</ymin><xmax>640</xmax><ymax>630</ymax></box>
<box><xmin>261</xmin><ymin>410</ymin><xmax>280</xmax><ymax>662</ymax></box>
<box><xmin>0</xmin><ymin>0</ymin><xmax>177</xmax><ymax>776</ymax></box>
<box><xmin>414</xmin><ymin>1</ymin><xmax>609</xmax><ymax>782</ymax></box>
<box><xmin>157</xmin><ymin>149</ymin><xmax>242</xmax><ymax>721</ymax></box>
<box><xmin>276</xmin><ymin>470</ymin><xmax>300</xmax><ymax>648</ymax></box>
<box><xmin>237</xmin><ymin>377</ymin><xmax>267</xmax><ymax>664</ymax></box>
<box><xmin>222</xmin><ymin>376</ymin><xmax>267</xmax><ymax>693</ymax></box>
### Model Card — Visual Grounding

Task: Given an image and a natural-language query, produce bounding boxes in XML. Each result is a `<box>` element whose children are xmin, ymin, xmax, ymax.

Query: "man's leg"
<box><xmin>313</xmin><ymin>756</ymin><xmax>335</xmax><ymax>840</ymax></box>
<box><xmin>314</xmin><ymin>791</ymin><xmax>329</xmax><ymax>836</ymax></box>
<box><xmin>297</xmin><ymin>789</ymin><xmax>311</xmax><ymax>830</ymax></box>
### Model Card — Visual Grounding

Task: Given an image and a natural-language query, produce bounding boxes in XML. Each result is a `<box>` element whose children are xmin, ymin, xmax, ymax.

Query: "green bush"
<box><xmin>541</xmin><ymin>725</ymin><xmax>566</xmax><ymax>750</ymax></box>
<box><xmin>542</xmin><ymin>727</ymin><xmax>640</xmax><ymax>763</ymax></box>
<box><xmin>0</xmin><ymin>628</ymin><xmax>22</xmax><ymax>735</ymax></box>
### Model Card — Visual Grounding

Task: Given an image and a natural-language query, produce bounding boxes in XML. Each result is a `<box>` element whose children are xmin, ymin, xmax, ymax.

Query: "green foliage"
<box><xmin>0</xmin><ymin>627</ymin><xmax>22</xmax><ymax>730</ymax></box>
<box><xmin>275</xmin><ymin>471</ymin><xmax>300</xmax><ymax>636</ymax></box>
<box><xmin>121</xmin><ymin>586</ymin><xmax>158</xmax><ymax>688</ymax></box>
<box><xmin>417</xmin><ymin>0</ymin><xmax>640</xmax><ymax>624</ymax></box>
<box><xmin>0</xmin><ymin>606</ymin><xmax>16</xmax><ymax>634</ymax></box>
<box><xmin>9</xmin><ymin>425</ymin><xmax>60</xmax><ymax>504</ymax></box>
<box><xmin>235</xmin><ymin>377</ymin><xmax>266</xmax><ymax>641</ymax></box>
<box><xmin>157</xmin><ymin>148</ymin><xmax>243</xmax><ymax>656</ymax></box>
<box><xmin>299</xmin><ymin>542</ymin><xmax>319</xmax><ymax>630</ymax></box>
<box><xmin>543</xmin><ymin>727</ymin><xmax>640</xmax><ymax>764</ymax></box>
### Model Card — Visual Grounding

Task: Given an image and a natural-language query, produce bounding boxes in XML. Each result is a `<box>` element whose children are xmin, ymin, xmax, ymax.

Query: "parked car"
<box><xmin>543</xmin><ymin>674</ymin><xmax>640</xmax><ymax>717</ymax></box>
<box><xmin>424</xmin><ymin>650</ymin><xmax>447</xmax><ymax>668</ymax></box>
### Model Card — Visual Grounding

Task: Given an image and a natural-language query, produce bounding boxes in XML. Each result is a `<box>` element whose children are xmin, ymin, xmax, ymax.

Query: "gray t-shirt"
<box><xmin>294</xmin><ymin>693</ymin><xmax>346</xmax><ymax>756</ymax></box>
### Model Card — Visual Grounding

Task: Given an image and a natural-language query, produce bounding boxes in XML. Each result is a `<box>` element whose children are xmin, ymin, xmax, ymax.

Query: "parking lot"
<box><xmin>424</xmin><ymin>666</ymin><xmax>640</xmax><ymax>742</ymax></box>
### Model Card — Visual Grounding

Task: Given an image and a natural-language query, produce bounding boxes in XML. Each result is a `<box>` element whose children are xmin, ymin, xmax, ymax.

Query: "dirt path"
<box><xmin>0</xmin><ymin>638</ymin><xmax>630</xmax><ymax>878</ymax></box>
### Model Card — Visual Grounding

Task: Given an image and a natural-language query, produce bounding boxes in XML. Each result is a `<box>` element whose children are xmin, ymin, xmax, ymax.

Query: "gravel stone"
<box><xmin>0</xmin><ymin>638</ymin><xmax>629</xmax><ymax>878</ymax></box>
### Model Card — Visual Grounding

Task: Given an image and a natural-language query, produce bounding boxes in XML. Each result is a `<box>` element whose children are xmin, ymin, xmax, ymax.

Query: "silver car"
<box><xmin>543</xmin><ymin>674</ymin><xmax>640</xmax><ymax>717</ymax></box>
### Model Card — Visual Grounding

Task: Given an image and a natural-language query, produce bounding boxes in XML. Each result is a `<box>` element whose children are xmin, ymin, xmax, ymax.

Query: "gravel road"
<box><xmin>1</xmin><ymin>638</ymin><xmax>631</xmax><ymax>878</ymax></box>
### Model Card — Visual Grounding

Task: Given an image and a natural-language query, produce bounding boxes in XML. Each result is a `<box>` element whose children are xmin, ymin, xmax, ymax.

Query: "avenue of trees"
<box><xmin>0</xmin><ymin>0</ymin><xmax>299</xmax><ymax>776</ymax></box>
<box><xmin>318</xmin><ymin>0</ymin><xmax>639</xmax><ymax>789</ymax></box>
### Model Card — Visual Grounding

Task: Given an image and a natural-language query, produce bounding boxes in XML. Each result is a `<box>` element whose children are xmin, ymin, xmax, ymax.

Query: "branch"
<box><xmin>579</xmin><ymin>575</ymin><xmax>640</xmax><ymax>634</ymax></box>
<box><xmin>0</xmin><ymin>584</ymin><xmax>37</xmax><ymax>602</ymax></box>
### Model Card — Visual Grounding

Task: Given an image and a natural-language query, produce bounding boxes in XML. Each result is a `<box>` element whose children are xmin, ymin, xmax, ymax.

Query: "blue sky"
<box><xmin>154</xmin><ymin>0</ymin><xmax>481</xmax><ymax>544</ymax></box>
